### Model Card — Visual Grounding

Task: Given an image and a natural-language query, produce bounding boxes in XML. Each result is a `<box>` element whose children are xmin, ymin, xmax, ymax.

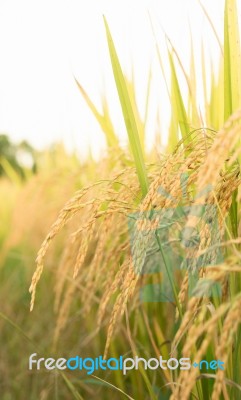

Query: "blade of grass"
<box><xmin>168</xmin><ymin>49</ymin><xmax>190</xmax><ymax>143</ymax></box>
<box><xmin>209</xmin><ymin>60</ymin><xmax>224</xmax><ymax>130</ymax></box>
<box><xmin>148</xmin><ymin>13</ymin><xmax>171</xmax><ymax>100</ymax></box>
<box><xmin>188</xmin><ymin>30</ymin><xmax>201</xmax><ymax>127</ymax></box>
<box><xmin>224</xmin><ymin>0</ymin><xmax>241</xmax><ymax>119</ymax></box>
<box><xmin>148</xmin><ymin>14</ymin><xmax>181</xmax><ymax>153</ymax></box>
<box><xmin>126</xmin><ymin>71</ymin><xmax>145</xmax><ymax>154</ymax></box>
<box><xmin>91</xmin><ymin>375</ymin><xmax>135</xmax><ymax>400</ymax></box>
<box><xmin>201</xmin><ymin>41</ymin><xmax>208</xmax><ymax>124</ymax></box>
<box><xmin>61</xmin><ymin>372</ymin><xmax>84</xmax><ymax>400</ymax></box>
<box><xmin>75</xmin><ymin>78</ymin><xmax>119</xmax><ymax>148</ymax></box>
<box><xmin>198</xmin><ymin>0</ymin><xmax>223</xmax><ymax>56</ymax></box>
<box><xmin>125</xmin><ymin>308</ymin><xmax>165</xmax><ymax>399</ymax></box>
<box><xmin>103</xmin><ymin>16</ymin><xmax>149</xmax><ymax>197</ymax></box>
<box><xmin>168</xmin><ymin>77</ymin><xmax>180</xmax><ymax>152</ymax></box>
<box><xmin>0</xmin><ymin>311</ymin><xmax>38</xmax><ymax>349</ymax></box>
<box><xmin>166</xmin><ymin>32</ymin><xmax>201</xmax><ymax>129</ymax></box>
<box><xmin>150</xmin><ymin>18</ymin><xmax>191</xmax><ymax>146</ymax></box>
<box><xmin>144</xmin><ymin>67</ymin><xmax>152</xmax><ymax>131</ymax></box>
<box><xmin>224</xmin><ymin>0</ymin><xmax>241</xmax><ymax>237</ymax></box>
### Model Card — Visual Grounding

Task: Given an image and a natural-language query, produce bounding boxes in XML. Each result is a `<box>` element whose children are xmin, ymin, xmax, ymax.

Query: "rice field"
<box><xmin>1</xmin><ymin>1</ymin><xmax>241</xmax><ymax>399</ymax></box>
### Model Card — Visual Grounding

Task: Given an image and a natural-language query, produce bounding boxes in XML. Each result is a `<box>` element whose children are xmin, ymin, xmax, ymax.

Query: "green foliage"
<box><xmin>0</xmin><ymin>135</ymin><xmax>36</xmax><ymax>181</ymax></box>
<box><xmin>103</xmin><ymin>16</ymin><xmax>149</xmax><ymax>197</ymax></box>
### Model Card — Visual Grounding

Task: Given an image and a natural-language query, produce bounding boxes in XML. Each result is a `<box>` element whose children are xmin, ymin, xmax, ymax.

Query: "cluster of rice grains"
<box><xmin>30</xmin><ymin>110</ymin><xmax>241</xmax><ymax>399</ymax></box>
<box><xmin>170</xmin><ymin>110</ymin><xmax>241</xmax><ymax>400</ymax></box>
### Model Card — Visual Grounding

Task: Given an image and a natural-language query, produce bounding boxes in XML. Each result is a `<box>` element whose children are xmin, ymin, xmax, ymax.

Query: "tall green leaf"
<box><xmin>103</xmin><ymin>16</ymin><xmax>149</xmax><ymax>197</ymax></box>
<box><xmin>209</xmin><ymin>60</ymin><xmax>224</xmax><ymax>130</ymax></box>
<box><xmin>168</xmin><ymin>50</ymin><xmax>190</xmax><ymax>143</ymax></box>
<box><xmin>125</xmin><ymin>73</ymin><xmax>145</xmax><ymax>154</ymax></box>
<box><xmin>224</xmin><ymin>0</ymin><xmax>241</xmax><ymax>119</ymax></box>
<box><xmin>167</xmin><ymin>33</ymin><xmax>200</xmax><ymax>129</ymax></box>
<box><xmin>224</xmin><ymin>0</ymin><xmax>241</xmax><ymax>238</ymax></box>
<box><xmin>75</xmin><ymin>78</ymin><xmax>119</xmax><ymax>148</ymax></box>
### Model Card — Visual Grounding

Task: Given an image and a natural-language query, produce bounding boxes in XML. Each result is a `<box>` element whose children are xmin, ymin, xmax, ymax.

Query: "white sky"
<box><xmin>0</xmin><ymin>0</ymin><xmax>228</xmax><ymax>158</ymax></box>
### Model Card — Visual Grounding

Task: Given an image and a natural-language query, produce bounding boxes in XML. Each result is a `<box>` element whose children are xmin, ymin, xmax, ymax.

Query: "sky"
<box><xmin>0</xmin><ymin>0</ymin><xmax>228</xmax><ymax>158</ymax></box>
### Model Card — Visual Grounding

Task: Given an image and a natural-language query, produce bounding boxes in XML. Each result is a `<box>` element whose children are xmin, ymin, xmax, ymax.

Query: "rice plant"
<box><xmin>1</xmin><ymin>0</ymin><xmax>241</xmax><ymax>399</ymax></box>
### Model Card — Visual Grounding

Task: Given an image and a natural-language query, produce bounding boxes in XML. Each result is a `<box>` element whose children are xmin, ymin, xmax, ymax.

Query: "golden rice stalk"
<box><xmin>54</xmin><ymin>234</ymin><xmax>82</xmax><ymax>312</ymax></box>
<box><xmin>102</xmin><ymin>134</ymin><xmax>216</xmax><ymax>352</ymax></box>
<box><xmin>29</xmin><ymin>185</ymin><xmax>98</xmax><ymax>311</ymax></box>
<box><xmin>97</xmin><ymin>255</ymin><xmax>129</xmax><ymax>327</ymax></box>
<box><xmin>29</xmin><ymin>164</ymin><xmax>139</xmax><ymax>311</ymax></box>
<box><xmin>30</xmin><ymin>114</ymin><xmax>241</xmax><ymax>357</ymax></box>
<box><xmin>102</xmin><ymin>137</ymin><xmax>217</xmax><ymax>353</ymax></box>
<box><xmin>104</xmin><ymin>264</ymin><xmax>138</xmax><ymax>359</ymax></box>
<box><xmin>53</xmin><ymin>280</ymin><xmax>77</xmax><ymax>347</ymax></box>
<box><xmin>173</xmin><ymin>257</ymin><xmax>241</xmax><ymax>345</ymax></box>
<box><xmin>172</xmin><ymin>297</ymin><xmax>203</xmax><ymax>352</ymax></box>
<box><xmin>171</xmin><ymin>302</ymin><xmax>230</xmax><ymax>400</ymax></box>
<box><xmin>212</xmin><ymin>293</ymin><xmax>241</xmax><ymax>400</ymax></box>
<box><xmin>172</xmin><ymin>257</ymin><xmax>241</xmax><ymax>399</ymax></box>
<box><xmin>181</xmin><ymin>111</ymin><xmax>241</xmax><ymax>276</ymax></box>
<box><xmin>176</xmin><ymin>271</ymin><xmax>189</xmax><ymax>320</ymax></box>
<box><xmin>72</xmin><ymin>204</ymin><xmax>99</xmax><ymax>279</ymax></box>
<box><xmin>54</xmin><ymin>250</ymin><xmax>74</xmax><ymax>313</ymax></box>
<box><xmin>197</xmin><ymin>109</ymin><xmax>241</xmax><ymax>193</ymax></box>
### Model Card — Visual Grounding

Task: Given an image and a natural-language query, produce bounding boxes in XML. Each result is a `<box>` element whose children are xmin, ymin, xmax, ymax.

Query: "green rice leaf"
<box><xmin>224</xmin><ymin>0</ymin><xmax>241</xmax><ymax>119</ymax></box>
<box><xmin>167</xmin><ymin>33</ymin><xmax>200</xmax><ymax>130</ymax></box>
<box><xmin>144</xmin><ymin>67</ymin><xmax>152</xmax><ymax>130</ymax></box>
<box><xmin>75</xmin><ymin>78</ymin><xmax>119</xmax><ymax>148</ymax></box>
<box><xmin>224</xmin><ymin>0</ymin><xmax>241</xmax><ymax>237</ymax></box>
<box><xmin>168</xmin><ymin>79</ymin><xmax>179</xmax><ymax>152</ymax></box>
<box><xmin>209</xmin><ymin>61</ymin><xmax>224</xmax><ymax>130</ymax></box>
<box><xmin>103</xmin><ymin>16</ymin><xmax>149</xmax><ymax>197</ymax></box>
<box><xmin>168</xmin><ymin>50</ymin><xmax>190</xmax><ymax>143</ymax></box>
<box><xmin>198</xmin><ymin>0</ymin><xmax>223</xmax><ymax>56</ymax></box>
<box><xmin>61</xmin><ymin>373</ymin><xmax>84</xmax><ymax>400</ymax></box>
<box><xmin>126</xmin><ymin>71</ymin><xmax>145</xmax><ymax>154</ymax></box>
<box><xmin>188</xmin><ymin>32</ymin><xmax>201</xmax><ymax>127</ymax></box>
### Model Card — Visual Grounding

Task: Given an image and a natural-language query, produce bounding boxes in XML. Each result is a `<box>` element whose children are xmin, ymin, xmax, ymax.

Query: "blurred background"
<box><xmin>0</xmin><ymin>0</ymin><xmax>229</xmax><ymax>160</ymax></box>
